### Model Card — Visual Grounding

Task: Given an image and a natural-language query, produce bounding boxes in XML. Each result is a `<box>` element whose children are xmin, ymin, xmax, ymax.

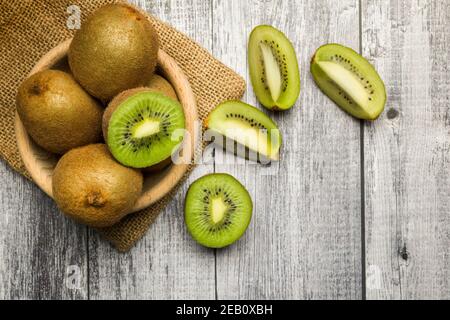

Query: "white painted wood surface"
<box><xmin>362</xmin><ymin>0</ymin><xmax>450</xmax><ymax>299</ymax></box>
<box><xmin>0</xmin><ymin>0</ymin><xmax>448</xmax><ymax>300</ymax></box>
<box><xmin>212</xmin><ymin>0</ymin><xmax>362</xmax><ymax>300</ymax></box>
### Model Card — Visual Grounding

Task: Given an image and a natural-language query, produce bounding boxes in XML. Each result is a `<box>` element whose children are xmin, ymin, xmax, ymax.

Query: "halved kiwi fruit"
<box><xmin>103</xmin><ymin>88</ymin><xmax>185</xmax><ymax>168</ymax></box>
<box><xmin>185</xmin><ymin>173</ymin><xmax>253</xmax><ymax>248</ymax></box>
<box><xmin>311</xmin><ymin>43</ymin><xmax>386</xmax><ymax>120</ymax></box>
<box><xmin>143</xmin><ymin>75</ymin><xmax>179</xmax><ymax>172</ymax></box>
<box><xmin>248</xmin><ymin>25</ymin><xmax>300</xmax><ymax>110</ymax></box>
<box><xmin>205</xmin><ymin>101</ymin><xmax>282</xmax><ymax>161</ymax></box>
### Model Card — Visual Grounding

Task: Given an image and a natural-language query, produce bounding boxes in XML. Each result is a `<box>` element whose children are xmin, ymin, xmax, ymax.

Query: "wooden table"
<box><xmin>0</xmin><ymin>0</ymin><xmax>449</xmax><ymax>300</ymax></box>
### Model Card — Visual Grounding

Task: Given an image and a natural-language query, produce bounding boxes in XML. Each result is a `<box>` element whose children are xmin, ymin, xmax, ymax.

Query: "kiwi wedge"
<box><xmin>311</xmin><ymin>44</ymin><xmax>386</xmax><ymax>120</ymax></box>
<box><xmin>205</xmin><ymin>101</ymin><xmax>282</xmax><ymax>161</ymax></box>
<box><xmin>52</xmin><ymin>144</ymin><xmax>143</xmax><ymax>228</ymax></box>
<box><xmin>16</xmin><ymin>70</ymin><xmax>103</xmax><ymax>154</ymax></box>
<box><xmin>248</xmin><ymin>25</ymin><xmax>300</xmax><ymax>110</ymax></box>
<box><xmin>68</xmin><ymin>4</ymin><xmax>159</xmax><ymax>101</ymax></box>
<box><xmin>185</xmin><ymin>173</ymin><xmax>253</xmax><ymax>248</ymax></box>
<box><xmin>103</xmin><ymin>88</ymin><xmax>185</xmax><ymax>168</ymax></box>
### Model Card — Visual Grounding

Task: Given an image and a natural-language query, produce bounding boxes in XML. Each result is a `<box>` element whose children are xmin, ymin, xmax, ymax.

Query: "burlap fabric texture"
<box><xmin>0</xmin><ymin>0</ymin><xmax>246</xmax><ymax>251</ymax></box>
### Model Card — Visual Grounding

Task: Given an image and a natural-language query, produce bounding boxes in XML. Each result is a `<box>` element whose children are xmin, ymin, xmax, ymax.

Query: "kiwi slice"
<box><xmin>104</xmin><ymin>88</ymin><xmax>185</xmax><ymax>168</ymax></box>
<box><xmin>311</xmin><ymin>44</ymin><xmax>386</xmax><ymax>120</ymax></box>
<box><xmin>248</xmin><ymin>25</ymin><xmax>300</xmax><ymax>110</ymax></box>
<box><xmin>205</xmin><ymin>101</ymin><xmax>282</xmax><ymax>161</ymax></box>
<box><xmin>185</xmin><ymin>173</ymin><xmax>253</xmax><ymax>248</ymax></box>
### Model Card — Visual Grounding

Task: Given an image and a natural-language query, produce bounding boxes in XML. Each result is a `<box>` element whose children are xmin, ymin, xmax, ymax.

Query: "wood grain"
<box><xmin>1</xmin><ymin>0</ymin><xmax>449</xmax><ymax>300</ymax></box>
<box><xmin>0</xmin><ymin>164</ymin><xmax>88</xmax><ymax>299</ymax></box>
<box><xmin>362</xmin><ymin>0</ymin><xmax>450</xmax><ymax>299</ymax></box>
<box><xmin>87</xmin><ymin>0</ymin><xmax>216</xmax><ymax>300</ymax></box>
<box><xmin>212</xmin><ymin>0</ymin><xmax>362</xmax><ymax>299</ymax></box>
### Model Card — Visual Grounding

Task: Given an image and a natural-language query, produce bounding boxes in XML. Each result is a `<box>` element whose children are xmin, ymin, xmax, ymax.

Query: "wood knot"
<box><xmin>399</xmin><ymin>245</ymin><xmax>409</xmax><ymax>261</ymax></box>
<box><xmin>386</xmin><ymin>108</ymin><xmax>399</xmax><ymax>119</ymax></box>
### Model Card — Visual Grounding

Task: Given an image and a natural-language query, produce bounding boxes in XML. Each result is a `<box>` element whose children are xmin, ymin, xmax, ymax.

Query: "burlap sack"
<box><xmin>0</xmin><ymin>0</ymin><xmax>245</xmax><ymax>251</ymax></box>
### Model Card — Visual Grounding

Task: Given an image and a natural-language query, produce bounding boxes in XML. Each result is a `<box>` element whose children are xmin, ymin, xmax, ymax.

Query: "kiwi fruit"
<box><xmin>205</xmin><ymin>100</ymin><xmax>282</xmax><ymax>161</ymax></box>
<box><xmin>248</xmin><ymin>25</ymin><xmax>300</xmax><ymax>110</ymax></box>
<box><xmin>52</xmin><ymin>144</ymin><xmax>143</xmax><ymax>228</ymax></box>
<box><xmin>147</xmin><ymin>74</ymin><xmax>178</xmax><ymax>101</ymax></box>
<box><xmin>68</xmin><ymin>3</ymin><xmax>159</xmax><ymax>101</ymax></box>
<box><xmin>143</xmin><ymin>75</ymin><xmax>179</xmax><ymax>172</ymax></box>
<box><xmin>184</xmin><ymin>173</ymin><xmax>253</xmax><ymax>248</ymax></box>
<box><xmin>16</xmin><ymin>69</ymin><xmax>103</xmax><ymax>154</ymax></box>
<box><xmin>103</xmin><ymin>88</ymin><xmax>185</xmax><ymax>168</ymax></box>
<box><xmin>311</xmin><ymin>43</ymin><xmax>386</xmax><ymax>120</ymax></box>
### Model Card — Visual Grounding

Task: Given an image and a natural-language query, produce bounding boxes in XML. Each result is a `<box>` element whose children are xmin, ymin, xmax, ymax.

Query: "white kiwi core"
<box><xmin>317</xmin><ymin>61</ymin><xmax>369</xmax><ymax>107</ymax></box>
<box><xmin>260</xmin><ymin>42</ymin><xmax>282</xmax><ymax>102</ymax></box>
<box><xmin>132</xmin><ymin>118</ymin><xmax>161</xmax><ymax>139</ymax></box>
<box><xmin>211</xmin><ymin>197</ymin><xmax>228</xmax><ymax>224</ymax></box>
<box><xmin>221</xmin><ymin>119</ymin><xmax>273</xmax><ymax>158</ymax></box>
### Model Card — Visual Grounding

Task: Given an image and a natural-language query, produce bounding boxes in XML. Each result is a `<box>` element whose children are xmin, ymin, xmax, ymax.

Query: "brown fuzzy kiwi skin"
<box><xmin>16</xmin><ymin>70</ymin><xmax>103</xmax><ymax>154</ymax></box>
<box><xmin>103</xmin><ymin>86</ymin><xmax>178</xmax><ymax>173</ymax></box>
<box><xmin>142</xmin><ymin>157</ymin><xmax>172</xmax><ymax>174</ymax></box>
<box><xmin>147</xmin><ymin>74</ymin><xmax>179</xmax><ymax>101</ymax></box>
<box><xmin>52</xmin><ymin>144</ymin><xmax>143</xmax><ymax>228</ymax></box>
<box><xmin>68</xmin><ymin>3</ymin><xmax>159</xmax><ymax>101</ymax></box>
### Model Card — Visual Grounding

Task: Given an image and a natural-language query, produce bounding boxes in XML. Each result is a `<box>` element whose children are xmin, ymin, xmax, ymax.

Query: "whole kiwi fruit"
<box><xmin>16</xmin><ymin>69</ymin><xmax>103</xmax><ymax>154</ymax></box>
<box><xmin>52</xmin><ymin>144</ymin><xmax>143</xmax><ymax>228</ymax></box>
<box><xmin>147</xmin><ymin>74</ymin><xmax>178</xmax><ymax>101</ymax></box>
<box><xmin>68</xmin><ymin>3</ymin><xmax>159</xmax><ymax>101</ymax></box>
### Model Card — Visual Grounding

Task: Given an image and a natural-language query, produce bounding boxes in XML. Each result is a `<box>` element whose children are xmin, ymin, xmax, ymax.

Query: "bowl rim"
<box><xmin>15</xmin><ymin>38</ymin><xmax>198</xmax><ymax>214</ymax></box>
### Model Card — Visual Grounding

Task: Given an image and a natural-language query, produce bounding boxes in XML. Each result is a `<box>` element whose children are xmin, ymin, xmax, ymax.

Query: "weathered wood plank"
<box><xmin>0</xmin><ymin>163</ymin><xmax>88</xmax><ymax>299</ymax></box>
<box><xmin>212</xmin><ymin>0</ymin><xmax>362</xmax><ymax>299</ymax></box>
<box><xmin>87</xmin><ymin>0</ymin><xmax>216</xmax><ymax>300</ymax></box>
<box><xmin>1</xmin><ymin>0</ymin><xmax>448</xmax><ymax>301</ymax></box>
<box><xmin>363</xmin><ymin>0</ymin><xmax>450</xmax><ymax>299</ymax></box>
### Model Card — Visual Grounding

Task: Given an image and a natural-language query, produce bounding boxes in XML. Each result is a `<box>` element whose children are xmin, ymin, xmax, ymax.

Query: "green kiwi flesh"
<box><xmin>105</xmin><ymin>90</ymin><xmax>185</xmax><ymax>168</ymax></box>
<box><xmin>311</xmin><ymin>44</ymin><xmax>386</xmax><ymax>120</ymax></box>
<box><xmin>185</xmin><ymin>173</ymin><xmax>253</xmax><ymax>248</ymax></box>
<box><xmin>248</xmin><ymin>25</ymin><xmax>300</xmax><ymax>110</ymax></box>
<box><xmin>205</xmin><ymin>101</ymin><xmax>282</xmax><ymax>161</ymax></box>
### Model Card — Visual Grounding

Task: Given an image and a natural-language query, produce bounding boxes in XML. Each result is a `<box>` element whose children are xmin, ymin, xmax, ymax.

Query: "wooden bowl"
<box><xmin>15</xmin><ymin>39</ymin><xmax>198</xmax><ymax>214</ymax></box>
